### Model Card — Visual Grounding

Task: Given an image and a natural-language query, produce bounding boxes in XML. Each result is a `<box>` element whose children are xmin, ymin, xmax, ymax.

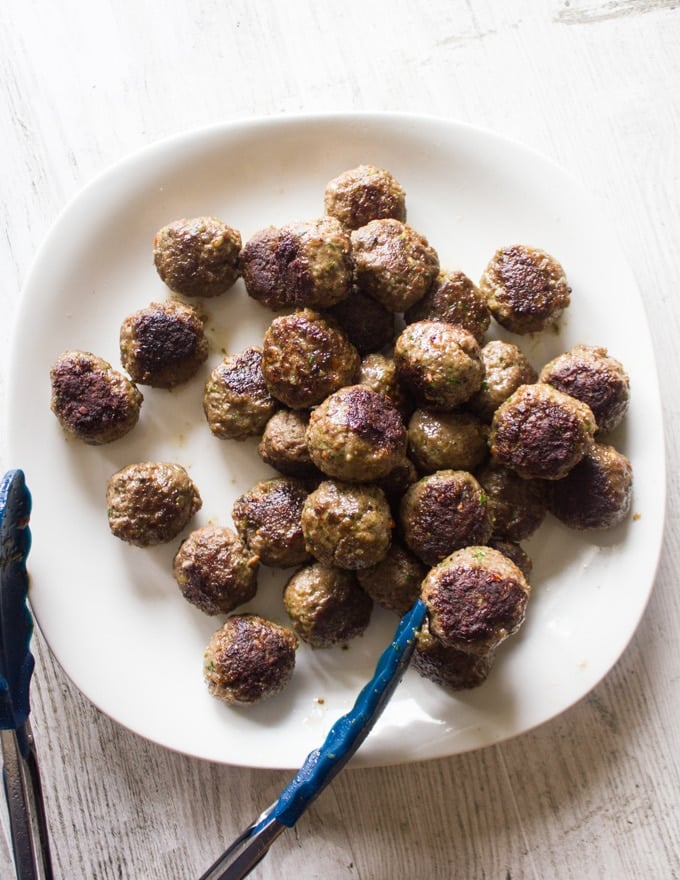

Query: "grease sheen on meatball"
<box><xmin>50</xmin><ymin>350</ymin><xmax>142</xmax><ymax>445</ymax></box>
<box><xmin>203</xmin><ymin>347</ymin><xmax>277</xmax><ymax>440</ymax></box>
<box><xmin>324</xmin><ymin>164</ymin><xmax>407</xmax><ymax>230</ymax></box>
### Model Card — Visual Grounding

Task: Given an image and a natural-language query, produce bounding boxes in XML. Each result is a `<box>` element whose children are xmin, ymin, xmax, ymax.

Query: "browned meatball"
<box><xmin>327</xmin><ymin>288</ymin><xmax>396</xmax><ymax>355</ymax></box>
<box><xmin>240</xmin><ymin>218</ymin><xmax>353</xmax><ymax>311</ymax></box>
<box><xmin>480</xmin><ymin>244</ymin><xmax>571</xmax><ymax>335</ymax></box>
<box><xmin>412</xmin><ymin>619</ymin><xmax>495</xmax><ymax>691</ymax></box>
<box><xmin>356</xmin><ymin>540</ymin><xmax>426</xmax><ymax>615</ymax></box>
<box><xmin>49</xmin><ymin>350</ymin><xmax>142</xmax><ymax>445</ymax></box>
<box><xmin>203</xmin><ymin>347</ymin><xmax>277</xmax><ymax>440</ymax></box>
<box><xmin>173</xmin><ymin>525</ymin><xmax>259</xmax><ymax>615</ymax></box>
<box><xmin>405</xmin><ymin>269</ymin><xmax>490</xmax><ymax>343</ymax></box>
<box><xmin>106</xmin><ymin>461</ymin><xmax>202</xmax><ymax>546</ymax></box>
<box><xmin>204</xmin><ymin>614</ymin><xmax>298</xmax><ymax>705</ymax></box>
<box><xmin>421</xmin><ymin>546</ymin><xmax>531</xmax><ymax>655</ymax></box>
<box><xmin>153</xmin><ymin>216</ymin><xmax>241</xmax><ymax>298</ymax></box>
<box><xmin>301</xmin><ymin>481</ymin><xmax>392</xmax><ymax>570</ymax></box>
<box><xmin>351</xmin><ymin>219</ymin><xmax>440</xmax><ymax>313</ymax></box>
<box><xmin>468</xmin><ymin>340</ymin><xmax>538</xmax><ymax>423</ymax></box>
<box><xmin>323</xmin><ymin>164</ymin><xmax>407</xmax><ymax>230</ymax></box>
<box><xmin>257</xmin><ymin>409</ymin><xmax>320</xmax><ymax>479</ymax></box>
<box><xmin>119</xmin><ymin>300</ymin><xmax>208</xmax><ymax>389</ymax></box>
<box><xmin>283</xmin><ymin>563</ymin><xmax>373</xmax><ymax>648</ymax></box>
<box><xmin>261</xmin><ymin>309</ymin><xmax>360</xmax><ymax>409</ymax></box>
<box><xmin>487</xmin><ymin>538</ymin><xmax>533</xmax><ymax>580</ymax></box>
<box><xmin>547</xmin><ymin>442</ymin><xmax>633</xmax><ymax>530</ymax></box>
<box><xmin>232</xmin><ymin>477</ymin><xmax>311</xmax><ymax>568</ymax></box>
<box><xmin>407</xmin><ymin>410</ymin><xmax>488</xmax><ymax>474</ymax></box>
<box><xmin>538</xmin><ymin>344</ymin><xmax>630</xmax><ymax>434</ymax></box>
<box><xmin>475</xmin><ymin>460</ymin><xmax>547</xmax><ymax>541</ymax></box>
<box><xmin>489</xmin><ymin>383</ymin><xmax>596</xmax><ymax>480</ymax></box>
<box><xmin>357</xmin><ymin>352</ymin><xmax>413</xmax><ymax>420</ymax></box>
<box><xmin>306</xmin><ymin>385</ymin><xmax>407</xmax><ymax>482</ymax></box>
<box><xmin>399</xmin><ymin>470</ymin><xmax>493</xmax><ymax>567</ymax></box>
<box><xmin>394</xmin><ymin>321</ymin><xmax>484</xmax><ymax>411</ymax></box>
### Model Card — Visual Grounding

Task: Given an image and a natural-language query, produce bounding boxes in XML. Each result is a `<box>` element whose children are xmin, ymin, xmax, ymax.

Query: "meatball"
<box><xmin>301</xmin><ymin>481</ymin><xmax>392</xmax><ymax>570</ymax></box>
<box><xmin>394</xmin><ymin>321</ymin><xmax>484</xmax><ymax>411</ymax></box>
<box><xmin>407</xmin><ymin>410</ymin><xmax>488</xmax><ymax>474</ymax></box>
<box><xmin>240</xmin><ymin>218</ymin><xmax>353</xmax><ymax>311</ymax></box>
<box><xmin>357</xmin><ymin>352</ymin><xmax>413</xmax><ymax>420</ymax></box>
<box><xmin>475</xmin><ymin>460</ymin><xmax>547</xmax><ymax>541</ymax></box>
<box><xmin>327</xmin><ymin>288</ymin><xmax>396</xmax><ymax>355</ymax></box>
<box><xmin>173</xmin><ymin>525</ymin><xmax>259</xmax><ymax>615</ymax></box>
<box><xmin>538</xmin><ymin>344</ymin><xmax>630</xmax><ymax>434</ymax></box>
<box><xmin>261</xmin><ymin>308</ymin><xmax>360</xmax><ymax>409</ymax></box>
<box><xmin>323</xmin><ymin>164</ymin><xmax>407</xmax><ymax>230</ymax></box>
<box><xmin>489</xmin><ymin>382</ymin><xmax>597</xmax><ymax>480</ymax></box>
<box><xmin>49</xmin><ymin>350</ymin><xmax>142</xmax><ymax>445</ymax></box>
<box><xmin>106</xmin><ymin>461</ymin><xmax>202</xmax><ymax>546</ymax></box>
<box><xmin>399</xmin><ymin>470</ymin><xmax>493</xmax><ymax>567</ymax></box>
<box><xmin>374</xmin><ymin>457</ymin><xmax>419</xmax><ymax>510</ymax></box>
<box><xmin>119</xmin><ymin>300</ymin><xmax>208</xmax><ymax>389</ymax></box>
<box><xmin>204</xmin><ymin>614</ymin><xmax>298</xmax><ymax>705</ymax></box>
<box><xmin>232</xmin><ymin>477</ymin><xmax>311</xmax><ymax>568</ymax></box>
<box><xmin>257</xmin><ymin>409</ymin><xmax>319</xmax><ymax>478</ymax></box>
<box><xmin>356</xmin><ymin>540</ymin><xmax>426</xmax><ymax>615</ymax></box>
<box><xmin>203</xmin><ymin>347</ymin><xmax>277</xmax><ymax>440</ymax></box>
<box><xmin>420</xmin><ymin>546</ymin><xmax>531</xmax><ymax>655</ymax></box>
<box><xmin>468</xmin><ymin>340</ymin><xmax>538</xmax><ymax>423</ymax></box>
<box><xmin>412</xmin><ymin>619</ymin><xmax>495</xmax><ymax>691</ymax></box>
<box><xmin>547</xmin><ymin>442</ymin><xmax>633</xmax><ymax>530</ymax></box>
<box><xmin>283</xmin><ymin>562</ymin><xmax>373</xmax><ymax>648</ymax></box>
<box><xmin>351</xmin><ymin>219</ymin><xmax>440</xmax><ymax>313</ymax></box>
<box><xmin>487</xmin><ymin>538</ymin><xmax>533</xmax><ymax>580</ymax></box>
<box><xmin>153</xmin><ymin>216</ymin><xmax>241</xmax><ymax>298</ymax></box>
<box><xmin>480</xmin><ymin>244</ymin><xmax>571</xmax><ymax>335</ymax></box>
<box><xmin>306</xmin><ymin>385</ymin><xmax>407</xmax><ymax>482</ymax></box>
<box><xmin>405</xmin><ymin>269</ymin><xmax>490</xmax><ymax>344</ymax></box>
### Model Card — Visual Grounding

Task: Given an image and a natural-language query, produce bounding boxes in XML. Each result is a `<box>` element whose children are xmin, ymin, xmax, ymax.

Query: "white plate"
<box><xmin>5</xmin><ymin>113</ymin><xmax>665</xmax><ymax>769</ymax></box>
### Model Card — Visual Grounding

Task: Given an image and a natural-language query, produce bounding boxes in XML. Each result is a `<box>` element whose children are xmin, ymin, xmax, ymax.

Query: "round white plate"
<box><xmin>6</xmin><ymin>113</ymin><xmax>665</xmax><ymax>769</ymax></box>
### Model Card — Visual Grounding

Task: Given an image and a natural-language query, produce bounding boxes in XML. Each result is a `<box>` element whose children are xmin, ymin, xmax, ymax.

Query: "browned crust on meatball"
<box><xmin>405</xmin><ymin>269</ymin><xmax>490</xmax><ymax>343</ymax></box>
<box><xmin>232</xmin><ymin>477</ymin><xmax>311</xmax><ymax>568</ymax></box>
<box><xmin>547</xmin><ymin>441</ymin><xmax>633</xmax><ymax>530</ymax></box>
<box><xmin>356</xmin><ymin>539</ymin><xmax>426</xmax><ymax>615</ymax></box>
<box><xmin>480</xmin><ymin>245</ymin><xmax>571</xmax><ymax>334</ymax></box>
<box><xmin>475</xmin><ymin>459</ymin><xmax>547</xmax><ymax>541</ymax></box>
<box><xmin>240</xmin><ymin>218</ymin><xmax>353</xmax><ymax>311</ymax></box>
<box><xmin>421</xmin><ymin>546</ymin><xmax>530</xmax><ymax>655</ymax></box>
<box><xmin>173</xmin><ymin>525</ymin><xmax>259</xmax><ymax>615</ymax></box>
<box><xmin>50</xmin><ymin>350</ymin><xmax>143</xmax><ymax>444</ymax></box>
<box><xmin>306</xmin><ymin>385</ymin><xmax>407</xmax><ymax>482</ymax></box>
<box><xmin>327</xmin><ymin>288</ymin><xmax>396</xmax><ymax>355</ymax></box>
<box><xmin>351</xmin><ymin>219</ymin><xmax>440</xmax><ymax>313</ymax></box>
<box><xmin>106</xmin><ymin>461</ymin><xmax>202</xmax><ymax>546</ymax></box>
<box><xmin>203</xmin><ymin>347</ymin><xmax>277</xmax><ymax>440</ymax></box>
<box><xmin>399</xmin><ymin>470</ymin><xmax>493</xmax><ymax>567</ymax></box>
<box><xmin>538</xmin><ymin>344</ymin><xmax>630</xmax><ymax>434</ymax></box>
<box><xmin>407</xmin><ymin>410</ymin><xmax>489</xmax><ymax>474</ymax></box>
<box><xmin>468</xmin><ymin>340</ymin><xmax>538</xmax><ymax>423</ymax></box>
<box><xmin>283</xmin><ymin>563</ymin><xmax>373</xmax><ymax>648</ymax></box>
<box><xmin>412</xmin><ymin>619</ymin><xmax>495</xmax><ymax>690</ymax></box>
<box><xmin>203</xmin><ymin>614</ymin><xmax>298</xmax><ymax>704</ymax></box>
<box><xmin>153</xmin><ymin>216</ymin><xmax>241</xmax><ymax>298</ymax></box>
<box><xmin>257</xmin><ymin>409</ymin><xmax>320</xmax><ymax>478</ymax></box>
<box><xmin>489</xmin><ymin>383</ymin><xmax>597</xmax><ymax>480</ymax></box>
<box><xmin>324</xmin><ymin>164</ymin><xmax>407</xmax><ymax>230</ymax></box>
<box><xmin>261</xmin><ymin>309</ymin><xmax>360</xmax><ymax>409</ymax></box>
<box><xmin>119</xmin><ymin>300</ymin><xmax>208</xmax><ymax>389</ymax></box>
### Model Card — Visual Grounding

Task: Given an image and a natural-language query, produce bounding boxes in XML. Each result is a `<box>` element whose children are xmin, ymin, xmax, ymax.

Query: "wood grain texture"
<box><xmin>1</xmin><ymin>1</ymin><xmax>679</xmax><ymax>878</ymax></box>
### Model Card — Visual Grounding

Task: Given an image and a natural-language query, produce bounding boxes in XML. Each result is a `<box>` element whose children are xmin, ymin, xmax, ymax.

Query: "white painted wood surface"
<box><xmin>1</xmin><ymin>1</ymin><xmax>679</xmax><ymax>877</ymax></box>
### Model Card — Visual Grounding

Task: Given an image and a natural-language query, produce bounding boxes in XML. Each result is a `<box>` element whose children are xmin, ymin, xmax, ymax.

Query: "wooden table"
<box><xmin>1</xmin><ymin>2</ymin><xmax>678</xmax><ymax>877</ymax></box>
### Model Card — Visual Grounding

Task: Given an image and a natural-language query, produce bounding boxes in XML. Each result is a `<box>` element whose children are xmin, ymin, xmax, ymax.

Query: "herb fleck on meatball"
<box><xmin>106</xmin><ymin>461</ymin><xmax>202</xmax><ymax>546</ymax></box>
<box><xmin>203</xmin><ymin>347</ymin><xmax>277</xmax><ymax>440</ymax></box>
<box><xmin>405</xmin><ymin>269</ymin><xmax>490</xmax><ymax>343</ymax></box>
<box><xmin>173</xmin><ymin>525</ymin><xmax>259</xmax><ymax>615</ymax></box>
<box><xmin>283</xmin><ymin>563</ymin><xmax>373</xmax><ymax>648</ymax></box>
<box><xmin>204</xmin><ymin>614</ymin><xmax>298</xmax><ymax>705</ymax></box>
<box><xmin>153</xmin><ymin>216</ymin><xmax>241</xmax><ymax>298</ymax></box>
<box><xmin>324</xmin><ymin>164</ymin><xmax>407</xmax><ymax>230</ymax></box>
<box><xmin>119</xmin><ymin>300</ymin><xmax>208</xmax><ymax>389</ymax></box>
<box><xmin>50</xmin><ymin>350</ymin><xmax>142</xmax><ymax>445</ymax></box>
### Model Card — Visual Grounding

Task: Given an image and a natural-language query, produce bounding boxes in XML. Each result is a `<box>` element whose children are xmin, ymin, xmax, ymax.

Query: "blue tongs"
<box><xmin>198</xmin><ymin>597</ymin><xmax>427</xmax><ymax>880</ymax></box>
<box><xmin>0</xmin><ymin>470</ymin><xmax>53</xmax><ymax>880</ymax></box>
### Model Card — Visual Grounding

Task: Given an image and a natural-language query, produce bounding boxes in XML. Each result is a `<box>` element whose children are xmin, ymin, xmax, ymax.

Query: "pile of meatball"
<box><xmin>49</xmin><ymin>163</ymin><xmax>633</xmax><ymax>707</ymax></box>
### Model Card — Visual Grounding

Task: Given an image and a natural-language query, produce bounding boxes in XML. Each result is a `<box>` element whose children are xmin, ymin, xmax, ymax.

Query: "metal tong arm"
<box><xmin>199</xmin><ymin>599</ymin><xmax>427</xmax><ymax>880</ymax></box>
